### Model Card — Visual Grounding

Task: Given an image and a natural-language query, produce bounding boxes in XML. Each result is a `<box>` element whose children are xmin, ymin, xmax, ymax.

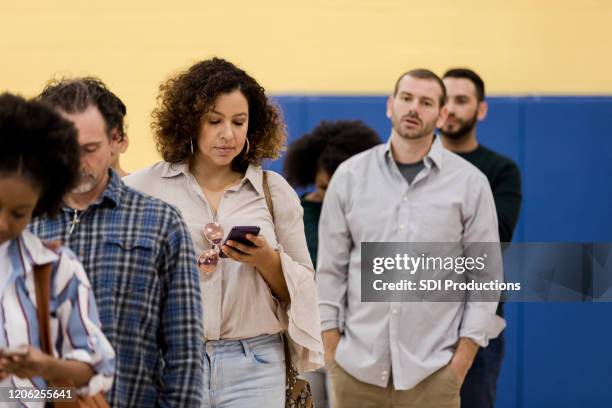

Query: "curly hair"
<box><xmin>39</xmin><ymin>77</ymin><xmax>127</xmax><ymax>140</ymax></box>
<box><xmin>152</xmin><ymin>57</ymin><xmax>286</xmax><ymax>172</ymax></box>
<box><xmin>0</xmin><ymin>93</ymin><xmax>80</xmax><ymax>216</ymax></box>
<box><xmin>283</xmin><ymin>120</ymin><xmax>381</xmax><ymax>188</ymax></box>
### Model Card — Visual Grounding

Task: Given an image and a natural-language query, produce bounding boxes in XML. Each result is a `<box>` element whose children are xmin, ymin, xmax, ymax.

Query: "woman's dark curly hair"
<box><xmin>284</xmin><ymin>120</ymin><xmax>381</xmax><ymax>188</ymax></box>
<box><xmin>152</xmin><ymin>57</ymin><xmax>286</xmax><ymax>172</ymax></box>
<box><xmin>0</xmin><ymin>93</ymin><xmax>80</xmax><ymax>217</ymax></box>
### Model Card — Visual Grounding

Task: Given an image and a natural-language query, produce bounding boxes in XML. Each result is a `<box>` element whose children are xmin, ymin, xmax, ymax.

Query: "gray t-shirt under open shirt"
<box><xmin>395</xmin><ymin>160</ymin><xmax>425</xmax><ymax>185</ymax></box>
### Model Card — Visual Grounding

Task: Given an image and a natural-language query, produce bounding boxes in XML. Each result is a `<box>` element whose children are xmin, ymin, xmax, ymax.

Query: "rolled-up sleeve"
<box><xmin>55</xmin><ymin>249</ymin><xmax>115</xmax><ymax>395</ymax></box>
<box><xmin>460</xmin><ymin>173</ymin><xmax>506</xmax><ymax>347</ymax></box>
<box><xmin>316</xmin><ymin>168</ymin><xmax>352</xmax><ymax>332</ymax></box>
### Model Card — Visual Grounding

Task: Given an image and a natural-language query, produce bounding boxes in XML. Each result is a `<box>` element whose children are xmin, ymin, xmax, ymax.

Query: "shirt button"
<box><xmin>382</xmin><ymin>370</ymin><xmax>389</xmax><ymax>375</ymax></box>
<box><xmin>392</xmin><ymin>309</ymin><xmax>398</xmax><ymax>314</ymax></box>
<box><xmin>403</xmin><ymin>196</ymin><xmax>408</xmax><ymax>202</ymax></box>
<box><xmin>399</xmin><ymin>225</ymin><xmax>405</xmax><ymax>230</ymax></box>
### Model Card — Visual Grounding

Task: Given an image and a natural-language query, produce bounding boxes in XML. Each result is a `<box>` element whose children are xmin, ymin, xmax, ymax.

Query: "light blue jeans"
<box><xmin>202</xmin><ymin>333</ymin><xmax>286</xmax><ymax>407</ymax></box>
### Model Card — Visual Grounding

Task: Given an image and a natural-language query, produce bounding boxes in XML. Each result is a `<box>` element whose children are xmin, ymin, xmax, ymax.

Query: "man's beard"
<box><xmin>393</xmin><ymin>113</ymin><xmax>436</xmax><ymax>141</ymax></box>
<box><xmin>440</xmin><ymin>112</ymin><xmax>478</xmax><ymax>140</ymax></box>
<box><xmin>72</xmin><ymin>170</ymin><xmax>98</xmax><ymax>194</ymax></box>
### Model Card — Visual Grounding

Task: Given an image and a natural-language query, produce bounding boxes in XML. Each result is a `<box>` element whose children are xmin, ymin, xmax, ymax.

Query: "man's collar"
<box><xmin>62</xmin><ymin>168</ymin><xmax>121</xmax><ymax>213</ymax></box>
<box><xmin>102</xmin><ymin>168</ymin><xmax>122</xmax><ymax>207</ymax></box>
<box><xmin>383</xmin><ymin>134</ymin><xmax>444</xmax><ymax>170</ymax></box>
<box><xmin>426</xmin><ymin>136</ymin><xmax>444</xmax><ymax>169</ymax></box>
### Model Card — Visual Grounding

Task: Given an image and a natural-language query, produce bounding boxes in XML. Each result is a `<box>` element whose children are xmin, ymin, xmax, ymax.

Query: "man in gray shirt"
<box><xmin>317</xmin><ymin>69</ymin><xmax>505</xmax><ymax>408</ymax></box>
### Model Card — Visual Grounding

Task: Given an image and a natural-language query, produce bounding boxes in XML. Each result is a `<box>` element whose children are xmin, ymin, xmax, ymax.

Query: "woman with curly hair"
<box><xmin>0</xmin><ymin>93</ymin><xmax>115</xmax><ymax>404</ymax></box>
<box><xmin>283</xmin><ymin>120</ymin><xmax>380</xmax><ymax>408</ymax></box>
<box><xmin>125</xmin><ymin>57</ymin><xmax>323</xmax><ymax>407</ymax></box>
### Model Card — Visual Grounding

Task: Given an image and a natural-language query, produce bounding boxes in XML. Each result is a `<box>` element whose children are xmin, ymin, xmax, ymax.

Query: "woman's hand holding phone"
<box><xmin>222</xmin><ymin>232</ymin><xmax>279</xmax><ymax>272</ymax></box>
<box><xmin>222</xmin><ymin>226</ymin><xmax>288</xmax><ymax>301</ymax></box>
<box><xmin>219</xmin><ymin>226</ymin><xmax>260</xmax><ymax>259</ymax></box>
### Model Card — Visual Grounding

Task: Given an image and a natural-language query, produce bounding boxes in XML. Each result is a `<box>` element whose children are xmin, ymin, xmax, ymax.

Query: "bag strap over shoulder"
<box><xmin>33</xmin><ymin>262</ymin><xmax>53</xmax><ymax>356</ymax></box>
<box><xmin>262</xmin><ymin>170</ymin><xmax>275</xmax><ymax>224</ymax></box>
<box><xmin>262</xmin><ymin>172</ymin><xmax>295</xmax><ymax>373</ymax></box>
<box><xmin>32</xmin><ymin>240</ymin><xmax>61</xmax><ymax>356</ymax></box>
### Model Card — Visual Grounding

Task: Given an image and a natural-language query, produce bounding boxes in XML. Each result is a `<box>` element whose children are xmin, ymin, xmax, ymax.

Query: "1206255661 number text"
<box><xmin>0</xmin><ymin>387</ymin><xmax>75</xmax><ymax>402</ymax></box>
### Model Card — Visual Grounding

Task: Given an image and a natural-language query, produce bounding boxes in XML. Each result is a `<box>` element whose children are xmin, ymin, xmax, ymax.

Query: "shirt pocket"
<box><xmin>103</xmin><ymin>236</ymin><xmax>157</xmax><ymax>292</ymax></box>
<box><xmin>101</xmin><ymin>236</ymin><xmax>160</xmax><ymax>335</ymax></box>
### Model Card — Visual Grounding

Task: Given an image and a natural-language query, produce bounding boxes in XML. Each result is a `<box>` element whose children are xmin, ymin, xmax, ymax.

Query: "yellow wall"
<box><xmin>2</xmin><ymin>0</ymin><xmax>611</xmax><ymax>171</ymax></box>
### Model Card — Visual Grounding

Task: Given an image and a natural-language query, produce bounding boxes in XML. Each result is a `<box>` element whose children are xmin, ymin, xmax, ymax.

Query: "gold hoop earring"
<box><xmin>190</xmin><ymin>139</ymin><xmax>194</xmax><ymax>155</ymax></box>
<box><xmin>244</xmin><ymin>138</ymin><xmax>250</xmax><ymax>156</ymax></box>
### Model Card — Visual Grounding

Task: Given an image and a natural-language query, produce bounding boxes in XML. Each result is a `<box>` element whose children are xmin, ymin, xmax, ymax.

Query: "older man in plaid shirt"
<box><xmin>31</xmin><ymin>77</ymin><xmax>204</xmax><ymax>407</ymax></box>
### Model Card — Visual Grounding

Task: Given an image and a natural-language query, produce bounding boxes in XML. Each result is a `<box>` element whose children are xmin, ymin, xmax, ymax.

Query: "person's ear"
<box><xmin>477</xmin><ymin>100</ymin><xmax>488</xmax><ymax>122</ymax></box>
<box><xmin>118</xmin><ymin>133</ymin><xmax>129</xmax><ymax>154</ymax></box>
<box><xmin>436</xmin><ymin>105</ymin><xmax>449</xmax><ymax>128</ymax></box>
<box><xmin>109</xmin><ymin>128</ymin><xmax>122</xmax><ymax>154</ymax></box>
<box><xmin>386</xmin><ymin>95</ymin><xmax>394</xmax><ymax>119</ymax></box>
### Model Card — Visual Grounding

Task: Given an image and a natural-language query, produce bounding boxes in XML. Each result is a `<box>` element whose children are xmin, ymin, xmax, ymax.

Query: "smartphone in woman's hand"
<box><xmin>219</xmin><ymin>226</ymin><xmax>261</xmax><ymax>258</ymax></box>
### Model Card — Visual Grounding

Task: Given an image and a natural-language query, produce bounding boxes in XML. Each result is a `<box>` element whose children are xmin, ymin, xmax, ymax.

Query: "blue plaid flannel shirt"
<box><xmin>30</xmin><ymin>170</ymin><xmax>204</xmax><ymax>407</ymax></box>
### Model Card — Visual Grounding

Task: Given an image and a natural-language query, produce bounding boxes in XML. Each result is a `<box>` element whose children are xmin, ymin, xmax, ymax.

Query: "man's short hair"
<box><xmin>39</xmin><ymin>77</ymin><xmax>127</xmax><ymax>139</ymax></box>
<box><xmin>443</xmin><ymin>68</ymin><xmax>485</xmax><ymax>102</ymax></box>
<box><xmin>393</xmin><ymin>69</ymin><xmax>447</xmax><ymax>107</ymax></box>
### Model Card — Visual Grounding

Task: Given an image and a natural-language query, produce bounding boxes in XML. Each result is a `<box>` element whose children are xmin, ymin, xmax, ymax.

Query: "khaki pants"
<box><xmin>328</xmin><ymin>361</ymin><xmax>460</xmax><ymax>408</ymax></box>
